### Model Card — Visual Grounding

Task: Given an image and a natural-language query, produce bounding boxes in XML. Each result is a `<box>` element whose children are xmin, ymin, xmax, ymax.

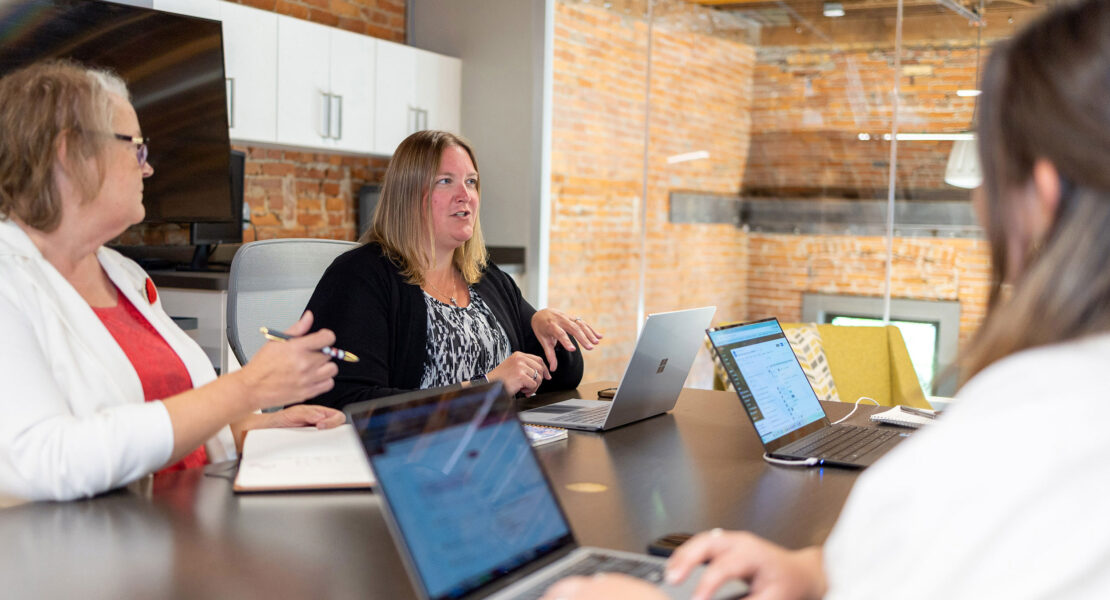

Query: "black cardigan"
<box><xmin>304</xmin><ymin>242</ymin><xmax>583</xmax><ymax>409</ymax></box>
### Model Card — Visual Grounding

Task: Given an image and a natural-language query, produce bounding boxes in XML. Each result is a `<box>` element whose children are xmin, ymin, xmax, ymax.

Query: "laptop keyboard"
<box><xmin>514</xmin><ymin>553</ymin><xmax>664</xmax><ymax>600</ymax></box>
<box><xmin>549</xmin><ymin>406</ymin><xmax>610</xmax><ymax>426</ymax></box>
<box><xmin>789</xmin><ymin>425</ymin><xmax>900</xmax><ymax>462</ymax></box>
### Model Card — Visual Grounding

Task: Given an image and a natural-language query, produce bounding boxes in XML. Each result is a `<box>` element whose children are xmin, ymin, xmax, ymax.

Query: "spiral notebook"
<box><xmin>870</xmin><ymin>406</ymin><xmax>936</xmax><ymax>429</ymax></box>
<box><xmin>523</xmin><ymin>424</ymin><xmax>568</xmax><ymax>446</ymax></box>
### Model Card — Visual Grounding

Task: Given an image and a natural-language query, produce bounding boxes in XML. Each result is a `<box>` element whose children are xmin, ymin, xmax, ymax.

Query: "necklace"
<box><xmin>425</xmin><ymin>270</ymin><xmax>460</xmax><ymax>307</ymax></box>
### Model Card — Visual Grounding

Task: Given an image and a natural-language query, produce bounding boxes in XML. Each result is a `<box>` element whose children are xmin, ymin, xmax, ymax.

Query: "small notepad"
<box><xmin>234</xmin><ymin>425</ymin><xmax>375</xmax><ymax>492</ymax></box>
<box><xmin>870</xmin><ymin>406</ymin><xmax>936</xmax><ymax>429</ymax></box>
<box><xmin>523</xmin><ymin>424</ymin><xmax>568</xmax><ymax>447</ymax></box>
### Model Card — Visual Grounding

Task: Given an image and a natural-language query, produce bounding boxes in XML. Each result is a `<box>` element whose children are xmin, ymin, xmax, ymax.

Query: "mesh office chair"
<box><xmin>226</xmin><ymin>238</ymin><xmax>358</xmax><ymax>367</ymax></box>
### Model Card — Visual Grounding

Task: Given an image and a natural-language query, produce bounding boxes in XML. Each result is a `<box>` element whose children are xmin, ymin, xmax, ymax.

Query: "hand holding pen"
<box><xmin>260</xmin><ymin>326</ymin><xmax>360</xmax><ymax>362</ymax></box>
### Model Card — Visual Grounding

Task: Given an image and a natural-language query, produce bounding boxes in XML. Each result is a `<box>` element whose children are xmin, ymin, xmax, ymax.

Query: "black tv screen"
<box><xmin>0</xmin><ymin>0</ymin><xmax>234</xmax><ymax>223</ymax></box>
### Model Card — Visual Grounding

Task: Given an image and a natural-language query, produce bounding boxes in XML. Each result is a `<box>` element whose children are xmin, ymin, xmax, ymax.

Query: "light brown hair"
<box><xmin>959</xmin><ymin>0</ymin><xmax>1110</xmax><ymax>382</ymax></box>
<box><xmin>0</xmin><ymin>59</ymin><xmax>129</xmax><ymax>232</ymax></box>
<box><xmin>362</xmin><ymin>130</ymin><xmax>488</xmax><ymax>285</ymax></box>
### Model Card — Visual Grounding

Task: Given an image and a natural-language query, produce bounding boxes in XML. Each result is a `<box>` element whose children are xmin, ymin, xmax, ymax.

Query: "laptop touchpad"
<box><xmin>527</xmin><ymin>404</ymin><xmax>582</xmax><ymax>414</ymax></box>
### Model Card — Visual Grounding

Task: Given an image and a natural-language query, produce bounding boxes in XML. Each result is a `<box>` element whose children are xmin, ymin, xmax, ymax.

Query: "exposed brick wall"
<box><xmin>550</xmin><ymin>1</ymin><xmax>753</xmax><ymax>382</ymax></box>
<box><xmin>550</xmin><ymin>2</ymin><xmax>993</xmax><ymax>384</ymax></box>
<box><xmin>226</xmin><ymin>0</ymin><xmax>405</xmax><ymax>42</ymax></box>
<box><xmin>747</xmin><ymin>44</ymin><xmax>983</xmax><ymax>194</ymax></box>
<box><xmin>746</xmin><ymin>234</ymin><xmax>990</xmax><ymax>347</ymax></box>
<box><xmin>236</xmin><ymin>145</ymin><xmax>388</xmax><ymax>242</ymax></box>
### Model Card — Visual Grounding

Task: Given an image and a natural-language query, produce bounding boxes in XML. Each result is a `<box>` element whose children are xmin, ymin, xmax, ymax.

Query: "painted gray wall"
<box><xmin>408</xmin><ymin>0</ymin><xmax>549</xmax><ymax>304</ymax></box>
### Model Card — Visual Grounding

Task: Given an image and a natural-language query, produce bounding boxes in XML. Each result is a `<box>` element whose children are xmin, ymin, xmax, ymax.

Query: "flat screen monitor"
<box><xmin>0</xmin><ymin>0</ymin><xmax>235</xmax><ymax>223</ymax></box>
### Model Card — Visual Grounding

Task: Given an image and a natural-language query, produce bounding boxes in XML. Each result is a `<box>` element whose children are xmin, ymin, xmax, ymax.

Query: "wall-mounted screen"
<box><xmin>0</xmin><ymin>0</ymin><xmax>234</xmax><ymax>223</ymax></box>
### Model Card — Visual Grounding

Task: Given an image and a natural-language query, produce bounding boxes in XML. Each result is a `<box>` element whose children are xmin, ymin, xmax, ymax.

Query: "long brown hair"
<box><xmin>959</xmin><ymin>0</ymin><xmax>1110</xmax><ymax>383</ymax></box>
<box><xmin>361</xmin><ymin>130</ymin><xmax>488</xmax><ymax>285</ymax></box>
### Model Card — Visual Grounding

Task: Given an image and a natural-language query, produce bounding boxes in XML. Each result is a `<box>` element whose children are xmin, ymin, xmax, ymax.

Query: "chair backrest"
<box><xmin>708</xmin><ymin>320</ymin><xmax>929</xmax><ymax>409</ymax></box>
<box><xmin>227</xmin><ymin>239</ymin><xmax>358</xmax><ymax>366</ymax></box>
<box><xmin>799</xmin><ymin>323</ymin><xmax>928</xmax><ymax>408</ymax></box>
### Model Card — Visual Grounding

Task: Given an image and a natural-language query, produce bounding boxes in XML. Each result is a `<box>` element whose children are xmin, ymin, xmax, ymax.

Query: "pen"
<box><xmin>899</xmin><ymin>406</ymin><xmax>936</xmax><ymax>419</ymax></box>
<box><xmin>259</xmin><ymin>327</ymin><xmax>360</xmax><ymax>363</ymax></box>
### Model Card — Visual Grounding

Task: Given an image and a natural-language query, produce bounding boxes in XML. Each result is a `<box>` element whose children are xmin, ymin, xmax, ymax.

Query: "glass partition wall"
<box><xmin>547</xmin><ymin>0</ymin><xmax>1046</xmax><ymax>397</ymax></box>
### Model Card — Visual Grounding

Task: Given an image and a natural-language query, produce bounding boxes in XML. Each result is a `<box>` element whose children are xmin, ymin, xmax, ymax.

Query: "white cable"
<box><xmin>762</xmin><ymin>396</ymin><xmax>880</xmax><ymax>468</ymax></box>
<box><xmin>762</xmin><ymin>453</ymin><xmax>819</xmax><ymax>467</ymax></box>
<box><xmin>831</xmin><ymin>396</ymin><xmax>879</xmax><ymax>425</ymax></box>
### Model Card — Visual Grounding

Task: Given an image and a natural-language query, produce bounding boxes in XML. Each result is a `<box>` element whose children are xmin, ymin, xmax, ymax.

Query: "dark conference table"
<box><xmin>2</xmin><ymin>383</ymin><xmax>884</xmax><ymax>599</ymax></box>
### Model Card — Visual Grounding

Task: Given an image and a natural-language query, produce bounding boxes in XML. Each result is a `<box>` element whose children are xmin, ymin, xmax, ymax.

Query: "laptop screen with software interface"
<box><xmin>354</xmin><ymin>385</ymin><xmax>575</xmax><ymax>600</ymax></box>
<box><xmin>707</xmin><ymin>319</ymin><xmax>827</xmax><ymax>445</ymax></box>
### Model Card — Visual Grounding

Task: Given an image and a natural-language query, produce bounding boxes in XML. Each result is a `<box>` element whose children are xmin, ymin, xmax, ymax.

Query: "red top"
<box><xmin>93</xmin><ymin>287</ymin><xmax>207</xmax><ymax>473</ymax></box>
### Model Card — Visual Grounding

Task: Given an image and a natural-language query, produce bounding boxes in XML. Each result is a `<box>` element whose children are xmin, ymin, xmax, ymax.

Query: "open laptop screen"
<box><xmin>354</xmin><ymin>385</ymin><xmax>574</xmax><ymax>600</ymax></box>
<box><xmin>707</xmin><ymin>319</ymin><xmax>827</xmax><ymax>444</ymax></box>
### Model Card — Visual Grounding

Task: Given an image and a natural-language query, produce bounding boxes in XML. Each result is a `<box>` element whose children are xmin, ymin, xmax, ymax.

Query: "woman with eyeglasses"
<box><xmin>0</xmin><ymin>60</ymin><xmax>345</xmax><ymax>502</ymax></box>
<box><xmin>543</xmin><ymin>1</ymin><xmax>1110</xmax><ymax>598</ymax></box>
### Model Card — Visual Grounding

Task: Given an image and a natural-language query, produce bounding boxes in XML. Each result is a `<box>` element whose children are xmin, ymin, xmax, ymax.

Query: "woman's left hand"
<box><xmin>531</xmin><ymin>308</ymin><xmax>603</xmax><ymax>371</ymax></box>
<box><xmin>232</xmin><ymin>405</ymin><xmax>346</xmax><ymax>451</ymax></box>
<box><xmin>258</xmin><ymin>404</ymin><xmax>346</xmax><ymax>430</ymax></box>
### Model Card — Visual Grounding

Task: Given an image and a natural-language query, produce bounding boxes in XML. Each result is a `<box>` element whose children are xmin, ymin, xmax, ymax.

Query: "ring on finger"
<box><xmin>574</xmin><ymin>317</ymin><xmax>583</xmax><ymax>323</ymax></box>
<box><xmin>709</xmin><ymin>527</ymin><xmax>724</xmax><ymax>538</ymax></box>
<box><xmin>531</xmin><ymin>369</ymin><xmax>539</xmax><ymax>381</ymax></box>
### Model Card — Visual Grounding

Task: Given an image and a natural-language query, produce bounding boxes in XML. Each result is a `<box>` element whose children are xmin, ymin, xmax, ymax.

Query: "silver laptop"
<box><xmin>706</xmin><ymin>318</ymin><xmax>910</xmax><ymax>468</ymax></box>
<box><xmin>520</xmin><ymin>306</ymin><xmax>717</xmax><ymax>431</ymax></box>
<box><xmin>348</xmin><ymin>383</ymin><xmax>748</xmax><ymax>600</ymax></box>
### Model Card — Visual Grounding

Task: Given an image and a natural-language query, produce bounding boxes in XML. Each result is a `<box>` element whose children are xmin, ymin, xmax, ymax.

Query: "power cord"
<box><xmin>762</xmin><ymin>453</ymin><xmax>820</xmax><ymax>467</ymax></box>
<box><xmin>831</xmin><ymin>396</ymin><xmax>878</xmax><ymax>425</ymax></box>
<box><xmin>761</xmin><ymin>396</ymin><xmax>879</xmax><ymax>468</ymax></box>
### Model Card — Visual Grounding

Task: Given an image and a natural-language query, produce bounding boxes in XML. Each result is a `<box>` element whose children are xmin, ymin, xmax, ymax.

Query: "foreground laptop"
<box><xmin>520</xmin><ymin>306</ymin><xmax>716</xmax><ymax>431</ymax></box>
<box><xmin>349</xmin><ymin>383</ymin><xmax>748</xmax><ymax>600</ymax></box>
<box><xmin>706</xmin><ymin>318</ymin><xmax>909</xmax><ymax>468</ymax></box>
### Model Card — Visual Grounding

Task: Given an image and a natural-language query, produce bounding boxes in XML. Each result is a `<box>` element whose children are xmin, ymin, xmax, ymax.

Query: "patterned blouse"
<box><xmin>419</xmin><ymin>288</ymin><xmax>512</xmax><ymax>388</ymax></box>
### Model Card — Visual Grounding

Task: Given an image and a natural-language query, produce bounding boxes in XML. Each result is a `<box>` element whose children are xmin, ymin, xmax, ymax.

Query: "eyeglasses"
<box><xmin>113</xmin><ymin>133</ymin><xmax>149</xmax><ymax>167</ymax></box>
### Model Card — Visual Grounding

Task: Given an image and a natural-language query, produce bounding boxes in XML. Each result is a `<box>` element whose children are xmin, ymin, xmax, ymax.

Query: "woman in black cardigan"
<box><xmin>305</xmin><ymin>131</ymin><xmax>602</xmax><ymax>409</ymax></box>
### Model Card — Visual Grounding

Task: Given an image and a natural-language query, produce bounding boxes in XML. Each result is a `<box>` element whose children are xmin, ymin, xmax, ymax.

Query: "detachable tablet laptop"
<box><xmin>706</xmin><ymin>318</ymin><xmax>909</xmax><ymax>468</ymax></box>
<box><xmin>348</xmin><ymin>383</ymin><xmax>748</xmax><ymax>600</ymax></box>
<box><xmin>520</xmin><ymin>306</ymin><xmax>716</xmax><ymax>431</ymax></box>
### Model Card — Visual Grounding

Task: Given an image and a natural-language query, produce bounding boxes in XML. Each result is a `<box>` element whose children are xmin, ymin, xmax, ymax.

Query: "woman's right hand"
<box><xmin>664</xmin><ymin>530</ymin><xmax>826</xmax><ymax>600</ymax></box>
<box><xmin>486</xmin><ymin>351</ymin><xmax>550</xmax><ymax>396</ymax></box>
<box><xmin>236</xmin><ymin>311</ymin><xmax>339</xmax><ymax>411</ymax></box>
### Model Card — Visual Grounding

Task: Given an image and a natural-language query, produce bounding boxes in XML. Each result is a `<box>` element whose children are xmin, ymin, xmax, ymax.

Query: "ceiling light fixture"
<box><xmin>883</xmin><ymin>132</ymin><xmax>976</xmax><ymax>141</ymax></box>
<box><xmin>823</xmin><ymin>2</ymin><xmax>845</xmax><ymax>17</ymax></box>
<box><xmin>666</xmin><ymin>150</ymin><xmax>710</xmax><ymax>164</ymax></box>
<box><xmin>945</xmin><ymin>2</ymin><xmax>984</xmax><ymax>189</ymax></box>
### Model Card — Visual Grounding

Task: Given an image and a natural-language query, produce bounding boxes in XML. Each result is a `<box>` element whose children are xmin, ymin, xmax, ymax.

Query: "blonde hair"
<box><xmin>362</xmin><ymin>130</ymin><xmax>488</xmax><ymax>285</ymax></box>
<box><xmin>959</xmin><ymin>0</ymin><xmax>1110</xmax><ymax>383</ymax></box>
<box><xmin>0</xmin><ymin>59</ymin><xmax>129</xmax><ymax>232</ymax></box>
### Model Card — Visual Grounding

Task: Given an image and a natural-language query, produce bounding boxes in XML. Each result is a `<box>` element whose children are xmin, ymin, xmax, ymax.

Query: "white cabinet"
<box><xmin>158</xmin><ymin>288</ymin><xmax>236</xmax><ymax>374</ymax></box>
<box><xmin>374</xmin><ymin>40</ymin><xmax>461</xmax><ymax>155</ymax></box>
<box><xmin>276</xmin><ymin>16</ymin><xmax>375</xmax><ymax>153</ymax></box>
<box><xmin>327</xmin><ymin>28</ymin><xmax>376</xmax><ymax>153</ymax></box>
<box><xmin>154</xmin><ymin>1</ymin><xmax>457</xmax><ymax>157</ymax></box>
<box><xmin>416</xmin><ymin>49</ymin><xmax>461</xmax><ymax>135</ymax></box>
<box><xmin>153</xmin><ymin>0</ymin><xmax>220</xmax><ymax>20</ymax></box>
<box><xmin>221</xmin><ymin>3</ymin><xmax>277</xmax><ymax>144</ymax></box>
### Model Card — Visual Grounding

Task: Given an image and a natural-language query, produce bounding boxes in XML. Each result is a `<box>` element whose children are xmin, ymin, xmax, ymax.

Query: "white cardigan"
<box><xmin>0</xmin><ymin>220</ymin><xmax>235</xmax><ymax>501</ymax></box>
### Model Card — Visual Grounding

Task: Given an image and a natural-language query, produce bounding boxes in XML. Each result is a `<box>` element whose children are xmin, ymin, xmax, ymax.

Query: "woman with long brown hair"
<box><xmin>305</xmin><ymin>130</ymin><xmax>601</xmax><ymax>408</ymax></box>
<box><xmin>544</xmin><ymin>1</ymin><xmax>1110</xmax><ymax>598</ymax></box>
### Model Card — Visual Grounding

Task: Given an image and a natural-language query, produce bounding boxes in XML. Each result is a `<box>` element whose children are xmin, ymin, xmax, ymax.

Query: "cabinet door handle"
<box><xmin>330</xmin><ymin>94</ymin><xmax>343</xmax><ymax>140</ymax></box>
<box><xmin>407</xmin><ymin>105</ymin><xmax>419</xmax><ymax>135</ymax></box>
<box><xmin>226</xmin><ymin>77</ymin><xmax>235</xmax><ymax>129</ymax></box>
<box><xmin>419</xmin><ymin>108</ymin><xmax>428</xmax><ymax>131</ymax></box>
<box><xmin>320</xmin><ymin>92</ymin><xmax>332</xmax><ymax>139</ymax></box>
